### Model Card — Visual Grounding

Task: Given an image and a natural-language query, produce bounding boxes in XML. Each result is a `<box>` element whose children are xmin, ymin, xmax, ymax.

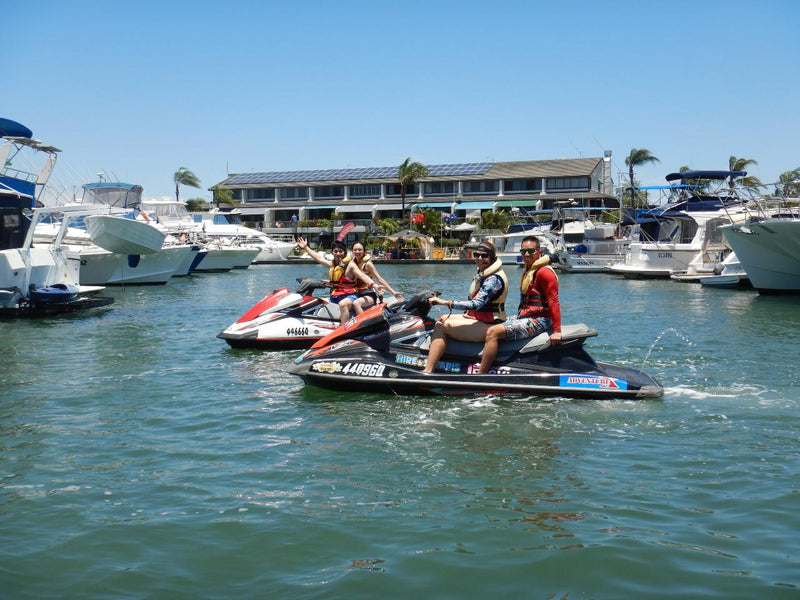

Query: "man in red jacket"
<box><xmin>476</xmin><ymin>235</ymin><xmax>561</xmax><ymax>374</ymax></box>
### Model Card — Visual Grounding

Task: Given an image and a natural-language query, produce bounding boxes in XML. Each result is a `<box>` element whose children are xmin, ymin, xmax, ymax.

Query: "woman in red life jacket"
<box><xmin>422</xmin><ymin>241</ymin><xmax>509</xmax><ymax>374</ymax></box>
<box><xmin>295</xmin><ymin>237</ymin><xmax>382</xmax><ymax>324</ymax></box>
<box><xmin>477</xmin><ymin>235</ymin><xmax>561</xmax><ymax>374</ymax></box>
<box><xmin>349</xmin><ymin>242</ymin><xmax>404</xmax><ymax>315</ymax></box>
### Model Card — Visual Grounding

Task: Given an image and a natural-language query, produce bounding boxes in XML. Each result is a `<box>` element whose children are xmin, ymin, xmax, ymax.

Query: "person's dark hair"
<box><xmin>521</xmin><ymin>236</ymin><xmax>540</xmax><ymax>249</ymax></box>
<box><xmin>331</xmin><ymin>240</ymin><xmax>347</xmax><ymax>252</ymax></box>
<box><xmin>476</xmin><ymin>240</ymin><xmax>497</xmax><ymax>259</ymax></box>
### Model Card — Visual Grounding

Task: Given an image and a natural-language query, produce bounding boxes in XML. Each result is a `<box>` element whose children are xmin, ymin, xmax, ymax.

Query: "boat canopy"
<box><xmin>0</xmin><ymin>118</ymin><xmax>33</xmax><ymax>139</ymax></box>
<box><xmin>81</xmin><ymin>182</ymin><xmax>144</xmax><ymax>208</ymax></box>
<box><xmin>665</xmin><ymin>170</ymin><xmax>746</xmax><ymax>181</ymax></box>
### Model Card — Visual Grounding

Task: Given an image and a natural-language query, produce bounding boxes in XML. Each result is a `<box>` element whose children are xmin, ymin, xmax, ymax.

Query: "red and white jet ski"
<box><xmin>217</xmin><ymin>278</ymin><xmax>398</xmax><ymax>350</ymax></box>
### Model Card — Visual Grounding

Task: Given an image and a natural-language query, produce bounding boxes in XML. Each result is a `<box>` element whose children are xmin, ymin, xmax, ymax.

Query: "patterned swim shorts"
<box><xmin>503</xmin><ymin>316</ymin><xmax>553</xmax><ymax>341</ymax></box>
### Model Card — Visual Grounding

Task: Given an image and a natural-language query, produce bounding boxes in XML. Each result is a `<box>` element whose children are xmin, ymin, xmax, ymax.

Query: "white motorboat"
<box><xmin>0</xmin><ymin>122</ymin><xmax>112</xmax><ymax>315</ymax></box>
<box><xmin>83</xmin><ymin>214</ymin><xmax>166</xmax><ymax>255</ymax></box>
<box><xmin>72</xmin><ymin>243</ymin><xmax>195</xmax><ymax>285</ymax></box>
<box><xmin>722</xmin><ymin>215</ymin><xmax>800</xmax><ymax>294</ymax></box>
<box><xmin>699</xmin><ymin>252</ymin><xmax>750</xmax><ymax>289</ymax></box>
<box><xmin>191</xmin><ymin>241</ymin><xmax>260</xmax><ymax>272</ymax></box>
<box><xmin>491</xmin><ymin>226</ymin><xmax>561</xmax><ymax>266</ymax></box>
<box><xmin>608</xmin><ymin>170</ymin><xmax>755</xmax><ymax>279</ymax></box>
<box><xmin>190</xmin><ymin>209</ymin><xmax>296</xmax><ymax>262</ymax></box>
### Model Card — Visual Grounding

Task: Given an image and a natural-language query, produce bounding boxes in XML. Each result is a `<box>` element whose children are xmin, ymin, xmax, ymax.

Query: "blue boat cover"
<box><xmin>665</xmin><ymin>170</ymin><xmax>746</xmax><ymax>181</ymax></box>
<box><xmin>0</xmin><ymin>118</ymin><xmax>33</xmax><ymax>138</ymax></box>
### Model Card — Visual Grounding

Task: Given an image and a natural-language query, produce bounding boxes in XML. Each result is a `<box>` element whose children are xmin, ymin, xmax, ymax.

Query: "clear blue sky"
<box><xmin>6</xmin><ymin>0</ymin><xmax>799</xmax><ymax>201</ymax></box>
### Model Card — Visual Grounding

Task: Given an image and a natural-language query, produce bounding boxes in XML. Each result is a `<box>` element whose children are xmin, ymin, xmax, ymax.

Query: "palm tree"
<box><xmin>625</xmin><ymin>148</ymin><xmax>660</xmax><ymax>208</ymax></box>
<box><xmin>212</xmin><ymin>184</ymin><xmax>237</xmax><ymax>207</ymax></box>
<box><xmin>727</xmin><ymin>155</ymin><xmax>761</xmax><ymax>188</ymax></box>
<box><xmin>778</xmin><ymin>167</ymin><xmax>800</xmax><ymax>198</ymax></box>
<box><xmin>174</xmin><ymin>167</ymin><xmax>201</xmax><ymax>203</ymax></box>
<box><xmin>185</xmin><ymin>198</ymin><xmax>206</xmax><ymax>212</ymax></box>
<box><xmin>397</xmin><ymin>158</ymin><xmax>429</xmax><ymax>223</ymax></box>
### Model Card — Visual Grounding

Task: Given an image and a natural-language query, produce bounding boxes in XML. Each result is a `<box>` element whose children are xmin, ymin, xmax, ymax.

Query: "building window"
<box><xmin>280</xmin><ymin>187</ymin><xmax>306</xmax><ymax>200</ymax></box>
<box><xmin>546</xmin><ymin>176</ymin><xmax>590</xmax><ymax>191</ymax></box>
<box><xmin>423</xmin><ymin>182</ymin><xmax>455</xmax><ymax>195</ymax></box>
<box><xmin>233</xmin><ymin>189</ymin><xmax>244</xmax><ymax>201</ymax></box>
<box><xmin>463</xmin><ymin>180</ymin><xmax>498</xmax><ymax>194</ymax></box>
<box><xmin>247</xmin><ymin>187</ymin><xmax>274</xmax><ymax>200</ymax></box>
<box><xmin>313</xmin><ymin>186</ymin><xmax>344</xmax><ymax>199</ymax></box>
<box><xmin>350</xmin><ymin>184</ymin><xmax>381</xmax><ymax>198</ymax></box>
<box><xmin>503</xmin><ymin>179</ymin><xmax>541</xmax><ymax>193</ymax></box>
<box><xmin>386</xmin><ymin>183</ymin><xmax>418</xmax><ymax>196</ymax></box>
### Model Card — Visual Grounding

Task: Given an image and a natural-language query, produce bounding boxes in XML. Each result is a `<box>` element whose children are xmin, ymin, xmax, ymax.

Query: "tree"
<box><xmin>778</xmin><ymin>167</ymin><xmax>800</xmax><ymax>198</ymax></box>
<box><xmin>625</xmin><ymin>148</ymin><xmax>660</xmax><ymax>208</ymax></box>
<box><xmin>174</xmin><ymin>167</ymin><xmax>201</xmax><ymax>203</ymax></box>
<box><xmin>479</xmin><ymin>210</ymin><xmax>511</xmax><ymax>232</ymax></box>
<box><xmin>185</xmin><ymin>198</ymin><xmax>206</xmax><ymax>212</ymax></box>
<box><xmin>397</xmin><ymin>157</ymin><xmax>429</xmax><ymax>223</ymax></box>
<box><xmin>728</xmin><ymin>155</ymin><xmax>761</xmax><ymax>188</ymax></box>
<box><xmin>212</xmin><ymin>184</ymin><xmax>236</xmax><ymax>207</ymax></box>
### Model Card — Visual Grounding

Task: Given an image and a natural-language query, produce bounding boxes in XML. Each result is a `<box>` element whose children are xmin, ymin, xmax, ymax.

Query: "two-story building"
<box><xmin>211</xmin><ymin>153</ymin><xmax>617</xmax><ymax>231</ymax></box>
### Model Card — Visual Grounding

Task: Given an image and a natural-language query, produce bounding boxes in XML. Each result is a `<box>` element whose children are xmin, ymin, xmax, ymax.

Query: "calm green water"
<box><xmin>1</xmin><ymin>264</ymin><xmax>798</xmax><ymax>599</ymax></box>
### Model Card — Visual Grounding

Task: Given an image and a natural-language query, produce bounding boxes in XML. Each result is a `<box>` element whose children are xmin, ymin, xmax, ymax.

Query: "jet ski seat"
<box><xmin>414</xmin><ymin>323</ymin><xmax>597</xmax><ymax>360</ymax></box>
<box><xmin>313</xmin><ymin>303</ymin><xmax>341</xmax><ymax>321</ymax></box>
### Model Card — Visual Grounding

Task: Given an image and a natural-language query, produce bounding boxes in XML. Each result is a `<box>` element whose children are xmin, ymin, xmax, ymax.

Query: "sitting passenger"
<box><xmin>295</xmin><ymin>237</ymin><xmax>382</xmax><ymax>324</ymax></box>
<box><xmin>349</xmin><ymin>242</ymin><xmax>404</xmax><ymax>314</ymax></box>
<box><xmin>477</xmin><ymin>236</ymin><xmax>560</xmax><ymax>374</ymax></box>
<box><xmin>423</xmin><ymin>241</ymin><xmax>508</xmax><ymax>374</ymax></box>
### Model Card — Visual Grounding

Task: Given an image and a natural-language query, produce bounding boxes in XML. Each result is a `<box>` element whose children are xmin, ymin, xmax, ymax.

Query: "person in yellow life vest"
<box><xmin>422</xmin><ymin>241</ymin><xmax>508</xmax><ymax>374</ymax></box>
<box><xmin>349</xmin><ymin>242</ymin><xmax>404</xmax><ymax>315</ymax></box>
<box><xmin>295</xmin><ymin>237</ymin><xmax>383</xmax><ymax>324</ymax></box>
<box><xmin>477</xmin><ymin>235</ymin><xmax>560</xmax><ymax>374</ymax></box>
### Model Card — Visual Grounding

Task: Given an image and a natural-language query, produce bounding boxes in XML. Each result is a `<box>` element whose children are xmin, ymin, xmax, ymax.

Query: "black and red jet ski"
<box><xmin>289</xmin><ymin>292</ymin><xmax>664</xmax><ymax>399</ymax></box>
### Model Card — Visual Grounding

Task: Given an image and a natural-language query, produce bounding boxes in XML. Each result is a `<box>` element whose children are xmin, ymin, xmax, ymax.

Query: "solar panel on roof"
<box><xmin>226</xmin><ymin>162</ymin><xmax>494</xmax><ymax>185</ymax></box>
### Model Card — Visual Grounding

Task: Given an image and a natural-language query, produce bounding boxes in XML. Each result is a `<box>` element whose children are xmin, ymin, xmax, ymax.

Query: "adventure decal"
<box><xmin>560</xmin><ymin>374</ymin><xmax>628</xmax><ymax>390</ymax></box>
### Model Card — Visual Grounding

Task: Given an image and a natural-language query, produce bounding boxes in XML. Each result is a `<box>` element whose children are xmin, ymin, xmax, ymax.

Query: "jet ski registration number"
<box><xmin>342</xmin><ymin>362</ymin><xmax>385</xmax><ymax>377</ymax></box>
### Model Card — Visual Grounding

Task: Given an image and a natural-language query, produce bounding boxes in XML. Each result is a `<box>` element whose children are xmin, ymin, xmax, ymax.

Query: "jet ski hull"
<box><xmin>290</xmin><ymin>343</ymin><xmax>663</xmax><ymax>399</ymax></box>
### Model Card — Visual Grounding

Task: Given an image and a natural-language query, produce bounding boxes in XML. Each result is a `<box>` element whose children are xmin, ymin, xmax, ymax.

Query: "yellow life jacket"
<box><xmin>329</xmin><ymin>256</ymin><xmax>356</xmax><ymax>296</ymax></box>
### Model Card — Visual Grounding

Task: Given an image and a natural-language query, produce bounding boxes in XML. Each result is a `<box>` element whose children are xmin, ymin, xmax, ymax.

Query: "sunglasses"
<box><xmin>473</xmin><ymin>252</ymin><xmax>490</xmax><ymax>259</ymax></box>
<box><xmin>520</xmin><ymin>248</ymin><xmax>540</xmax><ymax>255</ymax></box>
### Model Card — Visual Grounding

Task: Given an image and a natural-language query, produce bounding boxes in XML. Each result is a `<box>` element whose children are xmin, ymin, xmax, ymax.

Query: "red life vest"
<box><xmin>329</xmin><ymin>259</ymin><xmax>356</xmax><ymax>297</ymax></box>
<box><xmin>519</xmin><ymin>265</ymin><xmax>557</xmax><ymax>318</ymax></box>
<box><xmin>465</xmin><ymin>258</ymin><xmax>508</xmax><ymax>323</ymax></box>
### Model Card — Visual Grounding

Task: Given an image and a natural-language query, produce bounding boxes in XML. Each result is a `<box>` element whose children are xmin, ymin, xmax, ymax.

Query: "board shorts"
<box><xmin>330</xmin><ymin>293</ymin><xmax>358</xmax><ymax>304</ymax></box>
<box><xmin>503</xmin><ymin>316</ymin><xmax>553</xmax><ymax>341</ymax></box>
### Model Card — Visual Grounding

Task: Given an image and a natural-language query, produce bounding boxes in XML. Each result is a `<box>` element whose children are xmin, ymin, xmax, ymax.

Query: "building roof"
<box><xmin>216</xmin><ymin>157</ymin><xmax>604</xmax><ymax>188</ymax></box>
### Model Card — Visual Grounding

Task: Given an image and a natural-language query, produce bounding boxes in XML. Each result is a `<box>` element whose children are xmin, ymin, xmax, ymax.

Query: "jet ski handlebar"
<box><xmin>389</xmin><ymin>290</ymin><xmax>437</xmax><ymax>318</ymax></box>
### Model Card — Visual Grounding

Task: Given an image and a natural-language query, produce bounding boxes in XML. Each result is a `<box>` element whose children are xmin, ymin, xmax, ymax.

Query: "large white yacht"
<box><xmin>722</xmin><ymin>209</ymin><xmax>800</xmax><ymax>294</ymax></box>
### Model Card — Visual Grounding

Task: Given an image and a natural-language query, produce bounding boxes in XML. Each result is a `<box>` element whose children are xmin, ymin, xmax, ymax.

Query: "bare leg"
<box><xmin>353</xmin><ymin>295</ymin><xmax>376</xmax><ymax>315</ymax></box>
<box><xmin>479</xmin><ymin>324</ymin><xmax>507</xmax><ymax>373</ymax></box>
<box><xmin>338</xmin><ymin>299</ymin><xmax>353</xmax><ymax>324</ymax></box>
<box><xmin>423</xmin><ymin>321</ymin><xmax>448</xmax><ymax>373</ymax></box>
